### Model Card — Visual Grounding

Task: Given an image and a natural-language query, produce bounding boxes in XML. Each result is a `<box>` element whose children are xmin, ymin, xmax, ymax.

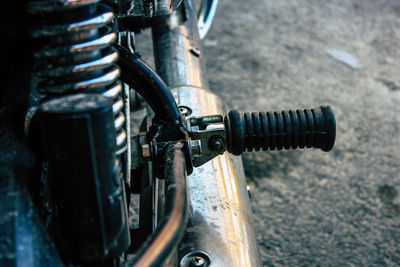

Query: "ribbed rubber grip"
<box><xmin>224</xmin><ymin>105</ymin><xmax>336</xmax><ymax>155</ymax></box>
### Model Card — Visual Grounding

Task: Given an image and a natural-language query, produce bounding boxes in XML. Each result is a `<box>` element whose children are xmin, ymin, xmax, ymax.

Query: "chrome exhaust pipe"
<box><xmin>152</xmin><ymin>1</ymin><xmax>261</xmax><ymax>266</ymax></box>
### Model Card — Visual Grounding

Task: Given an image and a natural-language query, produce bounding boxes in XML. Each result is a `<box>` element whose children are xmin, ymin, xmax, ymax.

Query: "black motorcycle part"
<box><xmin>225</xmin><ymin>105</ymin><xmax>336</xmax><ymax>155</ymax></box>
<box><xmin>116</xmin><ymin>45</ymin><xmax>193</xmax><ymax>175</ymax></box>
<box><xmin>38</xmin><ymin>94</ymin><xmax>130</xmax><ymax>262</ymax></box>
<box><xmin>116</xmin><ymin>44</ymin><xmax>183</xmax><ymax>130</ymax></box>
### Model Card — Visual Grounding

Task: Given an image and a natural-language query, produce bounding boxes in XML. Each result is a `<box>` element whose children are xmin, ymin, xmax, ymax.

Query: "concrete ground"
<box><xmin>203</xmin><ymin>0</ymin><xmax>400</xmax><ymax>266</ymax></box>
<box><xmin>136</xmin><ymin>0</ymin><xmax>400</xmax><ymax>266</ymax></box>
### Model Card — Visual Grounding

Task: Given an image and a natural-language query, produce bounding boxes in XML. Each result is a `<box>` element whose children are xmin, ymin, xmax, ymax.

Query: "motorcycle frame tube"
<box><xmin>152</xmin><ymin>0</ymin><xmax>261</xmax><ymax>266</ymax></box>
<box><xmin>130</xmin><ymin>142</ymin><xmax>188</xmax><ymax>267</ymax></box>
<box><xmin>116</xmin><ymin>45</ymin><xmax>183</xmax><ymax>125</ymax></box>
<box><xmin>152</xmin><ymin>0</ymin><xmax>208</xmax><ymax>89</ymax></box>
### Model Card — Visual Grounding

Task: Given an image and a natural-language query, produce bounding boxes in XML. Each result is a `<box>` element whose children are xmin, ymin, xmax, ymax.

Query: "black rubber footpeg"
<box><xmin>224</xmin><ymin>105</ymin><xmax>336</xmax><ymax>155</ymax></box>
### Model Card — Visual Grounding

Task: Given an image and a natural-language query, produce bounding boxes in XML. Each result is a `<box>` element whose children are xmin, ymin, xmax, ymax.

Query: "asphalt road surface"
<box><xmin>137</xmin><ymin>0</ymin><xmax>400</xmax><ymax>266</ymax></box>
<box><xmin>203</xmin><ymin>0</ymin><xmax>400</xmax><ymax>266</ymax></box>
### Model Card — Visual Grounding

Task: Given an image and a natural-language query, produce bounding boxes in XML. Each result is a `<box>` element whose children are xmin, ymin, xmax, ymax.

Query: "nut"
<box><xmin>141</xmin><ymin>144</ymin><xmax>151</xmax><ymax>158</ymax></box>
<box><xmin>190</xmin><ymin>140</ymin><xmax>202</xmax><ymax>157</ymax></box>
<box><xmin>208</xmin><ymin>137</ymin><xmax>225</xmax><ymax>155</ymax></box>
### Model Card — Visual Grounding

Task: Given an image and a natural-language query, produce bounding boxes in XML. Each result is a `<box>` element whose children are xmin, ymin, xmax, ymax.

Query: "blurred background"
<box><xmin>138</xmin><ymin>0</ymin><xmax>400</xmax><ymax>265</ymax></box>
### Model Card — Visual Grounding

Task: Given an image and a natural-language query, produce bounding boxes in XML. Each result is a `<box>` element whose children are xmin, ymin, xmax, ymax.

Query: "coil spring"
<box><xmin>27</xmin><ymin>0</ymin><xmax>127</xmax><ymax>154</ymax></box>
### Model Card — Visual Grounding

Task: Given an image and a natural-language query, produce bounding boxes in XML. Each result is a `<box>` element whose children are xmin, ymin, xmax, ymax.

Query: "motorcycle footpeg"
<box><xmin>224</xmin><ymin>105</ymin><xmax>336</xmax><ymax>155</ymax></box>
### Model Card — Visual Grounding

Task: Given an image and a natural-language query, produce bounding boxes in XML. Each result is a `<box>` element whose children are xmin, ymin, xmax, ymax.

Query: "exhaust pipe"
<box><xmin>152</xmin><ymin>1</ymin><xmax>261</xmax><ymax>266</ymax></box>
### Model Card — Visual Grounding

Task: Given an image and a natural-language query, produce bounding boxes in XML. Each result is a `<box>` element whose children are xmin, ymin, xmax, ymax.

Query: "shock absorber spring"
<box><xmin>27</xmin><ymin>0</ymin><xmax>127</xmax><ymax>154</ymax></box>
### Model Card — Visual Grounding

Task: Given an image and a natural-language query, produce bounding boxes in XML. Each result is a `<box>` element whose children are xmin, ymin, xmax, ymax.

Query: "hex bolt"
<box><xmin>190</xmin><ymin>47</ymin><xmax>201</xmax><ymax>57</ymax></box>
<box><xmin>247</xmin><ymin>185</ymin><xmax>252</xmax><ymax>199</ymax></box>
<box><xmin>179</xmin><ymin>107</ymin><xmax>189</xmax><ymax>115</ymax></box>
<box><xmin>141</xmin><ymin>144</ymin><xmax>151</xmax><ymax>158</ymax></box>
<box><xmin>189</xmin><ymin>256</ymin><xmax>205</xmax><ymax>267</ymax></box>
<box><xmin>178</xmin><ymin>105</ymin><xmax>192</xmax><ymax>116</ymax></box>
<box><xmin>190</xmin><ymin>139</ymin><xmax>202</xmax><ymax>157</ymax></box>
<box><xmin>208</xmin><ymin>137</ymin><xmax>225</xmax><ymax>155</ymax></box>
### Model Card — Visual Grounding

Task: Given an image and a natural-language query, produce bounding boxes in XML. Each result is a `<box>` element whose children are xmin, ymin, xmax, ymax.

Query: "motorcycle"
<box><xmin>0</xmin><ymin>0</ymin><xmax>336</xmax><ymax>266</ymax></box>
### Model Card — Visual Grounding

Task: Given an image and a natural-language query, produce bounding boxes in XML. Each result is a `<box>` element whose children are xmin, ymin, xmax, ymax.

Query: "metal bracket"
<box><xmin>136</xmin><ymin>114</ymin><xmax>227</xmax><ymax>168</ymax></box>
<box><xmin>187</xmin><ymin>115</ymin><xmax>226</xmax><ymax>167</ymax></box>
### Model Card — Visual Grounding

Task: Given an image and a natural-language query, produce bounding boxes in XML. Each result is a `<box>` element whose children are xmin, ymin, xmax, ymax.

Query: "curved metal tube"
<box><xmin>197</xmin><ymin>0</ymin><xmax>219</xmax><ymax>39</ymax></box>
<box><xmin>116</xmin><ymin>44</ymin><xmax>182</xmax><ymax>125</ymax></box>
<box><xmin>130</xmin><ymin>142</ymin><xmax>188</xmax><ymax>267</ymax></box>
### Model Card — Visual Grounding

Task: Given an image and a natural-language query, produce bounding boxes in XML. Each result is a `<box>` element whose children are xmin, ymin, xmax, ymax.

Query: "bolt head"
<box><xmin>189</xmin><ymin>256</ymin><xmax>205</xmax><ymax>267</ymax></box>
<box><xmin>209</xmin><ymin>138</ymin><xmax>225</xmax><ymax>155</ymax></box>
<box><xmin>179</xmin><ymin>107</ymin><xmax>188</xmax><ymax>115</ymax></box>
<box><xmin>190</xmin><ymin>140</ymin><xmax>202</xmax><ymax>157</ymax></box>
<box><xmin>179</xmin><ymin>105</ymin><xmax>192</xmax><ymax>116</ymax></box>
<box><xmin>141</xmin><ymin>144</ymin><xmax>151</xmax><ymax>158</ymax></box>
<box><xmin>190</xmin><ymin>47</ymin><xmax>201</xmax><ymax>57</ymax></box>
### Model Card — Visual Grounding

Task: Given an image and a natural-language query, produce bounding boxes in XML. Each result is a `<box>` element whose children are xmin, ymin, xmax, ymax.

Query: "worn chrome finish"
<box><xmin>172</xmin><ymin>87</ymin><xmax>261</xmax><ymax>267</ymax></box>
<box><xmin>122</xmin><ymin>0</ymin><xmax>183</xmax><ymax>17</ymax></box>
<box><xmin>197</xmin><ymin>0</ymin><xmax>219</xmax><ymax>39</ymax></box>
<box><xmin>151</xmin><ymin>1</ymin><xmax>261</xmax><ymax>265</ymax></box>
<box><xmin>152</xmin><ymin>0</ymin><xmax>208</xmax><ymax>88</ymax></box>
